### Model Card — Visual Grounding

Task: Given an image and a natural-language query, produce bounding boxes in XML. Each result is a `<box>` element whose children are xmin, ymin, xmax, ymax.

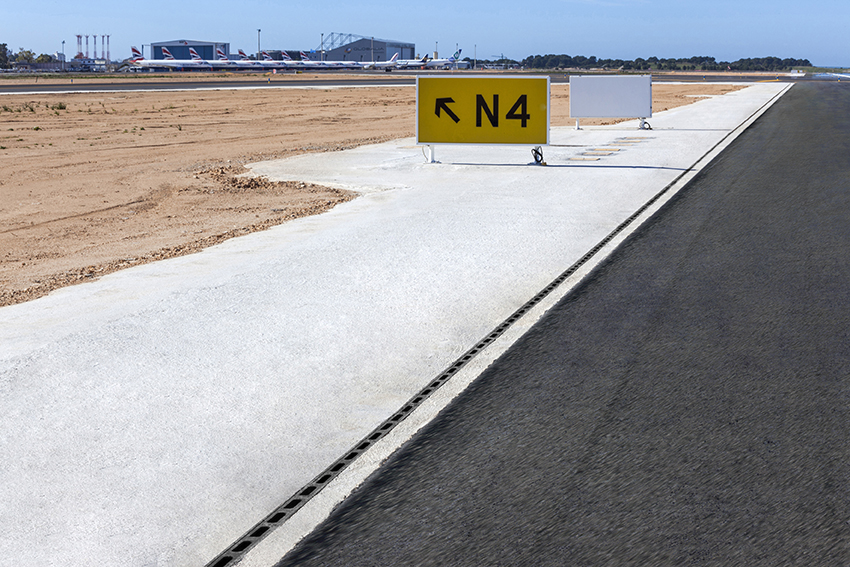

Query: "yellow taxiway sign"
<box><xmin>416</xmin><ymin>76</ymin><xmax>550</xmax><ymax>145</ymax></box>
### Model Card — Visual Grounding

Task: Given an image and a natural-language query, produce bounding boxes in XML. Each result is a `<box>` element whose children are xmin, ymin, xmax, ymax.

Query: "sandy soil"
<box><xmin>0</xmin><ymin>77</ymin><xmax>743</xmax><ymax>306</ymax></box>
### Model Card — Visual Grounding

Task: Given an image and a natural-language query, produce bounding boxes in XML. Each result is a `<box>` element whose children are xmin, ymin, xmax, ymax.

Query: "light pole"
<box><xmin>257</xmin><ymin>29</ymin><xmax>261</xmax><ymax>62</ymax></box>
<box><xmin>61</xmin><ymin>40</ymin><xmax>65</xmax><ymax>72</ymax></box>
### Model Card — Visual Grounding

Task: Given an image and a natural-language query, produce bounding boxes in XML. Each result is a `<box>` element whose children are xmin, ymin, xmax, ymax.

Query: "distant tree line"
<box><xmin>515</xmin><ymin>54</ymin><xmax>812</xmax><ymax>72</ymax></box>
<box><xmin>0</xmin><ymin>43</ymin><xmax>57</xmax><ymax>68</ymax></box>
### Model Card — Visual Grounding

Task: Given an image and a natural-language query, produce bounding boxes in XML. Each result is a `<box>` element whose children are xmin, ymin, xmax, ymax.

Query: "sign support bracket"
<box><xmin>428</xmin><ymin>145</ymin><xmax>437</xmax><ymax>163</ymax></box>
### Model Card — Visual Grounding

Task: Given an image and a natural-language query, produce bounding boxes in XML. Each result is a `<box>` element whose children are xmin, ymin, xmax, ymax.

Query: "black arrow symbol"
<box><xmin>435</xmin><ymin>97</ymin><xmax>460</xmax><ymax>123</ymax></box>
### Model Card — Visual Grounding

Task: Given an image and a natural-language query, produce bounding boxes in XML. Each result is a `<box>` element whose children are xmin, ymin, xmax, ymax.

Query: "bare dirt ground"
<box><xmin>0</xmin><ymin>76</ymin><xmax>743</xmax><ymax>306</ymax></box>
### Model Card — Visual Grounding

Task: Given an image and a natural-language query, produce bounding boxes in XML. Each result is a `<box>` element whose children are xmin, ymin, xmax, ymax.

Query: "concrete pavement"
<box><xmin>0</xmin><ymin>82</ymin><xmax>789</xmax><ymax>566</ymax></box>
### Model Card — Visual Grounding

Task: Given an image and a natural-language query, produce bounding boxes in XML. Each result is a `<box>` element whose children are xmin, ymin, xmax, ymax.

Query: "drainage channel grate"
<box><xmin>205</xmin><ymin>167</ymin><xmax>697</xmax><ymax>567</ymax></box>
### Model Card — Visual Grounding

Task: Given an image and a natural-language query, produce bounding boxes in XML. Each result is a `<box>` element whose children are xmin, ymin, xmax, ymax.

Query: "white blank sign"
<box><xmin>569</xmin><ymin>75</ymin><xmax>652</xmax><ymax>118</ymax></box>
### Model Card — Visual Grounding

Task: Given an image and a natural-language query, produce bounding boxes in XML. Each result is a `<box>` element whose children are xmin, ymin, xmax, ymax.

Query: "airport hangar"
<box><xmin>318</xmin><ymin>34</ymin><xmax>415</xmax><ymax>63</ymax></box>
<box><xmin>148</xmin><ymin>35</ymin><xmax>414</xmax><ymax>63</ymax></box>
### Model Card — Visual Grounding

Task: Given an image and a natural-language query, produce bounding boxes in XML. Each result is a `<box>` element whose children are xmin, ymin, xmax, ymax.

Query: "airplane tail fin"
<box><xmin>238</xmin><ymin>49</ymin><xmax>250</xmax><ymax>60</ymax></box>
<box><xmin>216</xmin><ymin>47</ymin><xmax>229</xmax><ymax>61</ymax></box>
<box><xmin>281</xmin><ymin>51</ymin><xmax>293</xmax><ymax>61</ymax></box>
<box><xmin>189</xmin><ymin>47</ymin><xmax>202</xmax><ymax>61</ymax></box>
<box><xmin>300</xmin><ymin>51</ymin><xmax>311</xmax><ymax>62</ymax></box>
<box><xmin>130</xmin><ymin>46</ymin><xmax>143</xmax><ymax>61</ymax></box>
<box><xmin>389</xmin><ymin>53</ymin><xmax>399</xmax><ymax>63</ymax></box>
<box><xmin>161</xmin><ymin>47</ymin><xmax>176</xmax><ymax>60</ymax></box>
<box><xmin>262</xmin><ymin>50</ymin><xmax>274</xmax><ymax>61</ymax></box>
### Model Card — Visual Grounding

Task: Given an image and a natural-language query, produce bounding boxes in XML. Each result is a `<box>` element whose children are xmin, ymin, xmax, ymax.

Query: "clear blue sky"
<box><xmin>4</xmin><ymin>0</ymin><xmax>848</xmax><ymax>67</ymax></box>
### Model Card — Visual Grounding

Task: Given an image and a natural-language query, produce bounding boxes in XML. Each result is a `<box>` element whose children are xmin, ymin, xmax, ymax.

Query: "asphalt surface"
<box><xmin>273</xmin><ymin>81</ymin><xmax>850</xmax><ymax>566</ymax></box>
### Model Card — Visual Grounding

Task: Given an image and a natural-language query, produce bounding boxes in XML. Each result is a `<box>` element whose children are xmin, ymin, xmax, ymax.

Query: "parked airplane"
<box><xmin>297</xmin><ymin>51</ymin><xmax>356</xmax><ymax>69</ymax></box>
<box><xmin>395</xmin><ymin>54</ymin><xmax>431</xmax><ymax>69</ymax></box>
<box><xmin>130</xmin><ymin>46</ymin><xmax>458</xmax><ymax>72</ymax></box>
<box><xmin>217</xmin><ymin>47</ymin><xmax>260</xmax><ymax>68</ymax></box>
<box><xmin>129</xmin><ymin>46</ymin><xmax>208</xmax><ymax>69</ymax></box>
<box><xmin>260</xmin><ymin>50</ymin><xmax>295</xmax><ymax>69</ymax></box>
<box><xmin>360</xmin><ymin>53</ymin><xmax>400</xmax><ymax>70</ymax></box>
<box><xmin>298</xmin><ymin>51</ymin><xmax>330</xmax><ymax>68</ymax></box>
<box><xmin>255</xmin><ymin>48</ymin><xmax>396</xmax><ymax>71</ymax></box>
<box><xmin>188</xmin><ymin>47</ymin><xmax>207</xmax><ymax>63</ymax></box>
<box><xmin>190</xmin><ymin>47</ymin><xmax>236</xmax><ymax>70</ymax></box>
<box><xmin>377</xmin><ymin>49</ymin><xmax>461</xmax><ymax>70</ymax></box>
<box><xmin>128</xmin><ymin>46</ymin><xmax>159</xmax><ymax>66</ymax></box>
<box><xmin>425</xmin><ymin>49</ymin><xmax>463</xmax><ymax>69</ymax></box>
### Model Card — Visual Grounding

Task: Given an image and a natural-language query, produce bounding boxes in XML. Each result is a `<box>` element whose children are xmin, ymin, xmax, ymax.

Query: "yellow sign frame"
<box><xmin>416</xmin><ymin>76</ymin><xmax>550</xmax><ymax>146</ymax></box>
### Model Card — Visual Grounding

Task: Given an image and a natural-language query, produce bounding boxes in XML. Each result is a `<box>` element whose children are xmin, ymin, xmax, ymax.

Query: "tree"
<box><xmin>0</xmin><ymin>43</ymin><xmax>10</xmax><ymax>68</ymax></box>
<box><xmin>35</xmin><ymin>53</ymin><xmax>54</xmax><ymax>64</ymax></box>
<box><xmin>15</xmin><ymin>48</ymin><xmax>36</xmax><ymax>64</ymax></box>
